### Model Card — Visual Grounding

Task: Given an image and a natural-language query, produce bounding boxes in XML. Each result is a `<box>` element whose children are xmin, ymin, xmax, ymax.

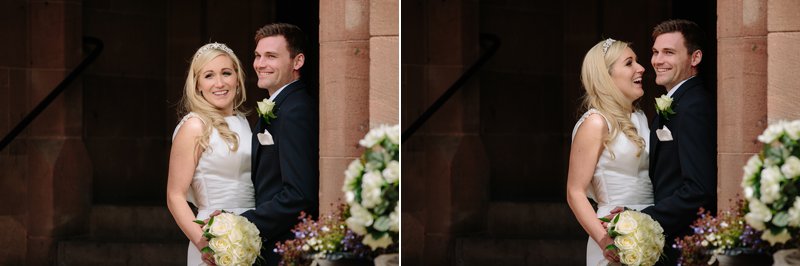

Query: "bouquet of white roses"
<box><xmin>342</xmin><ymin>124</ymin><xmax>400</xmax><ymax>250</ymax></box>
<box><xmin>602</xmin><ymin>210</ymin><xmax>665</xmax><ymax>266</ymax></box>
<box><xmin>194</xmin><ymin>212</ymin><xmax>263</xmax><ymax>266</ymax></box>
<box><xmin>741</xmin><ymin>120</ymin><xmax>800</xmax><ymax>245</ymax></box>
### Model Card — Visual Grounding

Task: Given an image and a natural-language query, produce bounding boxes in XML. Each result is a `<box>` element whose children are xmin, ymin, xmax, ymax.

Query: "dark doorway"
<box><xmin>482</xmin><ymin>1</ymin><xmax>717</xmax><ymax>202</ymax></box>
<box><xmin>86</xmin><ymin>1</ymin><xmax>320</xmax><ymax>205</ymax></box>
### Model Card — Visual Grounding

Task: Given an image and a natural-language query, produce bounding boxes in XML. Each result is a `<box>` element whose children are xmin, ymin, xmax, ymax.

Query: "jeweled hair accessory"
<box><xmin>194</xmin><ymin>42</ymin><xmax>235</xmax><ymax>59</ymax></box>
<box><xmin>602</xmin><ymin>38</ymin><xmax>616</xmax><ymax>54</ymax></box>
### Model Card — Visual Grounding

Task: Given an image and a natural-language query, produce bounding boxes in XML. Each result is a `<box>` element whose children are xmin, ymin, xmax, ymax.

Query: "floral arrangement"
<box><xmin>342</xmin><ymin>124</ymin><xmax>400</xmax><ymax>250</ymax></box>
<box><xmin>194</xmin><ymin>212</ymin><xmax>263</xmax><ymax>266</ymax></box>
<box><xmin>601</xmin><ymin>210</ymin><xmax>665</xmax><ymax>266</ymax></box>
<box><xmin>655</xmin><ymin>94</ymin><xmax>676</xmax><ymax>120</ymax></box>
<box><xmin>741</xmin><ymin>120</ymin><xmax>800</xmax><ymax>245</ymax></box>
<box><xmin>274</xmin><ymin>204</ymin><xmax>373</xmax><ymax>266</ymax></box>
<box><xmin>256</xmin><ymin>98</ymin><xmax>277</xmax><ymax>124</ymax></box>
<box><xmin>674</xmin><ymin>200</ymin><xmax>772</xmax><ymax>266</ymax></box>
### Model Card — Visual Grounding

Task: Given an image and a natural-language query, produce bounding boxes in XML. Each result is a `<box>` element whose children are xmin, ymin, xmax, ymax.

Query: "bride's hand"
<box><xmin>198</xmin><ymin>238</ymin><xmax>216</xmax><ymax>265</ymax></box>
<box><xmin>598</xmin><ymin>234</ymin><xmax>619</xmax><ymax>263</ymax></box>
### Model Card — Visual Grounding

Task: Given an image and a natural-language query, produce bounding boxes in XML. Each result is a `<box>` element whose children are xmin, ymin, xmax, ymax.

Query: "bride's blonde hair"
<box><xmin>179</xmin><ymin>43</ymin><xmax>248</xmax><ymax>153</ymax></box>
<box><xmin>579</xmin><ymin>39</ymin><xmax>645</xmax><ymax>158</ymax></box>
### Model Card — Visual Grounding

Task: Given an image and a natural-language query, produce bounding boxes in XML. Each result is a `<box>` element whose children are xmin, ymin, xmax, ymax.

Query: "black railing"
<box><xmin>401</xmin><ymin>33</ymin><xmax>501</xmax><ymax>143</ymax></box>
<box><xmin>0</xmin><ymin>36</ymin><xmax>104</xmax><ymax>152</ymax></box>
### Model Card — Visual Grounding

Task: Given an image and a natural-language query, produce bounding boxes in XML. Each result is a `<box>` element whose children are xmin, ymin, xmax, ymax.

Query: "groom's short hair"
<box><xmin>254</xmin><ymin>23</ymin><xmax>307</xmax><ymax>59</ymax></box>
<box><xmin>652</xmin><ymin>19</ymin><xmax>706</xmax><ymax>55</ymax></box>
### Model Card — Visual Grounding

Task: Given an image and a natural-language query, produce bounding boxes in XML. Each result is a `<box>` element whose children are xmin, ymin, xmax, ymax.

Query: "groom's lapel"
<box><xmin>273</xmin><ymin>80</ymin><xmax>305</xmax><ymax>109</ymax></box>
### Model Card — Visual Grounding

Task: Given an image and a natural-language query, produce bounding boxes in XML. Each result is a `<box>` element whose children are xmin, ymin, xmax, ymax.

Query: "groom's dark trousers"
<box><xmin>242</xmin><ymin>80</ymin><xmax>320</xmax><ymax>266</ymax></box>
<box><xmin>641</xmin><ymin>77</ymin><xmax>717</xmax><ymax>265</ymax></box>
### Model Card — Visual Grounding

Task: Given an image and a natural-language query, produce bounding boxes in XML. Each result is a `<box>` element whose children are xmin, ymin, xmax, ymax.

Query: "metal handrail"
<box><xmin>401</xmin><ymin>33</ymin><xmax>501</xmax><ymax>143</ymax></box>
<box><xmin>0</xmin><ymin>36</ymin><xmax>104</xmax><ymax>151</ymax></box>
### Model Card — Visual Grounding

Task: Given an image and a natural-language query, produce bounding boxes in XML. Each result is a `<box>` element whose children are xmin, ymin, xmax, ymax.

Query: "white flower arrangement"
<box><xmin>194</xmin><ymin>212</ymin><xmax>262</xmax><ymax>265</ymax></box>
<box><xmin>655</xmin><ymin>94</ymin><xmax>676</xmax><ymax>120</ymax></box>
<box><xmin>256</xmin><ymin>98</ymin><xmax>277</xmax><ymax>124</ymax></box>
<box><xmin>742</xmin><ymin>119</ymin><xmax>800</xmax><ymax>245</ymax></box>
<box><xmin>342</xmin><ymin>124</ymin><xmax>400</xmax><ymax>250</ymax></box>
<box><xmin>602</xmin><ymin>210</ymin><xmax>665</xmax><ymax>266</ymax></box>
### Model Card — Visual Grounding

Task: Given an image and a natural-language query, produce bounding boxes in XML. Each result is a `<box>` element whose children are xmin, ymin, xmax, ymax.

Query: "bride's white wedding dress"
<box><xmin>571</xmin><ymin>109</ymin><xmax>653</xmax><ymax>266</ymax></box>
<box><xmin>173</xmin><ymin>113</ymin><xmax>255</xmax><ymax>266</ymax></box>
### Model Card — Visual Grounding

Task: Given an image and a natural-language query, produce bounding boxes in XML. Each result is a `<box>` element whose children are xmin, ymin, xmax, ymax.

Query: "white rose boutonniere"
<box><xmin>655</xmin><ymin>94</ymin><xmax>676</xmax><ymax>120</ymax></box>
<box><xmin>256</xmin><ymin>98</ymin><xmax>277</xmax><ymax>124</ymax></box>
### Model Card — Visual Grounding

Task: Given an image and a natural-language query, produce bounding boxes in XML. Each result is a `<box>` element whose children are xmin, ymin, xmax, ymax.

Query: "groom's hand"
<box><xmin>601</xmin><ymin>207</ymin><xmax>624</xmax><ymax>229</ymax></box>
<box><xmin>203</xmin><ymin>210</ymin><xmax>223</xmax><ymax>224</ymax></box>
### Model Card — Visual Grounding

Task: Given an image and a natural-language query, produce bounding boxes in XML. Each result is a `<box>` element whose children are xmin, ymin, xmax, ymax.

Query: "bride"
<box><xmin>166</xmin><ymin>42</ymin><xmax>254</xmax><ymax>265</ymax></box>
<box><xmin>566</xmin><ymin>39</ymin><xmax>653</xmax><ymax>265</ymax></box>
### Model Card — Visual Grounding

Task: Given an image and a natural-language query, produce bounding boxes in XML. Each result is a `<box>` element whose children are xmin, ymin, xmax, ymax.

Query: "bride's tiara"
<box><xmin>195</xmin><ymin>42</ymin><xmax>235</xmax><ymax>60</ymax></box>
<box><xmin>602</xmin><ymin>38</ymin><xmax>616</xmax><ymax>54</ymax></box>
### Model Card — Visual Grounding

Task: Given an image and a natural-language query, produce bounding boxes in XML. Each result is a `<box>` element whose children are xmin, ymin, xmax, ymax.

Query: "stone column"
<box><xmin>369</xmin><ymin>0</ymin><xmax>399</xmax><ymax>126</ymax></box>
<box><xmin>767</xmin><ymin>0</ymin><xmax>800</xmax><ymax>121</ymax></box>
<box><xmin>716</xmin><ymin>0</ymin><xmax>768</xmax><ymax>211</ymax></box>
<box><xmin>25</xmin><ymin>1</ymin><xmax>93</xmax><ymax>264</ymax></box>
<box><xmin>318</xmin><ymin>0</ymin><xmax>371</xmax><ymax>214</ymax></box>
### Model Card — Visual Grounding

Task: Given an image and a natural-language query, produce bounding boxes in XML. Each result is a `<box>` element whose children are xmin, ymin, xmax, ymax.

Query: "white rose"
<box><xmin>361</xmin><ymin>171</ymin><xmax>385</xmax><ymax>208</ymax></box>
<box><xmin>387</xmin><ymin>124</ymin><xmax>400</xmax><ymax>145</ymax></box>
<box><xmin>614</xmin><ymin>212</ymin><xmax>638</xmax><ymax>235</ymax></box>
<box><xmin>788</xmin><ymin>197</ymin><xmax>800</xmax><ymax>227</ymax></box>
<box><xmin>231</xmin><ymin>246</ymin><xmax>248</xmax><ymax>262</ymax></box>
<box><xmin>619</xmin><ymin>249</ymin><xmax>643</xmax><ymax>266</ymax></box>
<box><xmin>345</xmin><ymin>191</ymin><xmax>356</xmax><ymax>204</ymax></box>
<box><xmin>614</xmin><ymin>235</ymin><xmax>637</xmax><ymax>250</ymax></box>
<box><xmin>745</xmin><ymin>199</ymin><xmax>772</xmax><ymax>230</ymax></box>
<box><xmin>362</xmin><ymin>233</ymin><xmax>393</xmax><ymax>250</ymax></box>
<box><xmin>359</xmin><ymin>127</ymin><xmax>386</xmax><ymax>148</ymax></box>
<box><xmin>215</xmin><ymin>251</ymin><xmax>235</xmax><ymax>266</ymax></box>
<box><xmin>346</xmin><ymin>203</ymin><xmax>373</xmax><ymax>234</ymax></box>
<box><xmin>781</xmin><ymin>156</ymin><xmax>800</xmax><ymax>179</ymax></box>
<box><xmin>759</xmin><ymin>166</ymin><xmax>784</xmax><ymax>204</ymax></box>
<box><xmin>256</xmin><ymin>98</ymin><xmax>275</xmax><ymax>116</ymax></box>
<box><xmin>209</xmin><ymin>214</ymin><xmax>234</xmax><ymax>236</ymax></box>
<box><xmin>382</xmin><ymin>161</ymin><xmax>399</xmax><ymax>184</ymax></box>
<box><xmin>785</xmin><ymin>120</ymin><xmax>800</xmax><ymax>140</ymax></box>
<box><xmin>758</xmin><ymin>121</ymin><xmax>786</xmax><ymax>143</ymax></box>
<box><xmin>743</xmin><ymin>186</ymin><xmax>755</xmax><ymax>201</ymax></box>
<box><xmin>227</xmin><ymin>226</ymin><xmax>243</xmax><ymax>243</ymax></box>
<box><xmin>342</xmin><ymin>159</ymin><xmax>364</xmax><ymax>192</ymax></box>
<box><xmin>655</xmin><ymin>94</ymin><xmax>673</xmax><ymax>111</ymax></box>
<box><xmin>389</xmin><ymin>204</ymin><xmax>400</xmax><ymax>232</ymax></box>
<box><xmin>742</xmin><ymin>155</ymin><xmax>763</xmax><ymax>187</ymax></box>
<box><xmin>210</xmin><ymin>236</ymin><xmax>233</xmax><ymax>254</ymax></box>
<box><xmin>762</xmin><ymin>228</ymin><xmax>792</xmax><ymax>245</ymax></box>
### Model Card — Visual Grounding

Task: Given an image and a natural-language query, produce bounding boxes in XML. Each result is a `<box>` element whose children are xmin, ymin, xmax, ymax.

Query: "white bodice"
<box><xmin>571</xmin><ymin>109</ymin><xmax>653</xmax><ymax>217</ymax></box>
<box><xmin>172</xmin><ymin>112</ymin><xmax>255</xmax><ymax>212</ymax></box>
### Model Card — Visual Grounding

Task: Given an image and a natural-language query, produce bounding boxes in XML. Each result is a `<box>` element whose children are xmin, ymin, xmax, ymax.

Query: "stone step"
<box><xmin>455</xmin><ymin>237</ymin><xmax>585</xmax><ymax>266</ymax></box>
<box><xmin>487</xmin><ymin>201</ymin><xmax>585</xmax><ymax>239</ymax></box>
<box><xmin>57</xmin><ymin>240</ymin><xmax>186</xmax><ymax>266</ymax></box>
<box><xmin>89</xmin><ymin>205</ymin><xmax>185</xmax><ymax>241</ymax></box>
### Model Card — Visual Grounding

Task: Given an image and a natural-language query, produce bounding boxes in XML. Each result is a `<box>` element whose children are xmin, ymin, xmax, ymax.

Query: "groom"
<box><xmin>241</xmin><ymin>23</ymin><xmax>320</xmax><ymax>265</ymax></box>
<box><xmin>607</xmin><ymin>19</ymin><xmax>717</xmax><ymax>265</ymax></box>
<box><xmin>643</xmin><ymin>19</ymin><xmax>717</xmax><ymax>265</ymax></box>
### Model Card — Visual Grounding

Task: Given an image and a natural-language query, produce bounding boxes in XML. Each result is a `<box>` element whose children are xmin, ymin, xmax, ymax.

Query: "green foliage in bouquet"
<box><xmin>342</xmin><ymin>125</ymin><xmax>400</xmax><ymax>250</ymax></box>
<box><xmin>741</xmin><ymin>120</ymin><xmax>800</xmax><ymax>246</ymax></box>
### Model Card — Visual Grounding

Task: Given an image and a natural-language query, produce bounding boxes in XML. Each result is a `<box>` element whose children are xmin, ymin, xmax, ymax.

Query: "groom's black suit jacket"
<box><xmin>241</xmin><ymin>80</ymin><xmax>319</xmax><ymax>265</ymax></box>
<box><xmin>641</xmin><ymin>77</ymin><xmax>716</xmax><ymax>264</ymax></box>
